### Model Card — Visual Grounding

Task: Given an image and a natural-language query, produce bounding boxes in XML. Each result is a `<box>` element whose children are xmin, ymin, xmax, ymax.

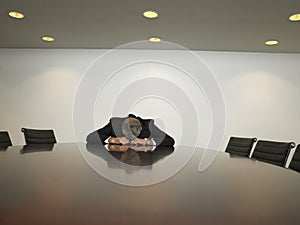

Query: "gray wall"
<box><xmin>0</xmin><ymin>49</ymin><xmax>299</xmax><ymax>150</ymax></box>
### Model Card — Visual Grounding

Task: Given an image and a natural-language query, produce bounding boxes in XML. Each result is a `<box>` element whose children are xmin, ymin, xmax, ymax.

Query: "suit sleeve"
<box><xmin>148</xmin><ymin>120</ymin><xmax>175</xmax><ymax>146</ymax></box>
<box><xmin>86</xmin><ymin>121</ymin><xmax>112</xmax><ymax>144</ymax></box>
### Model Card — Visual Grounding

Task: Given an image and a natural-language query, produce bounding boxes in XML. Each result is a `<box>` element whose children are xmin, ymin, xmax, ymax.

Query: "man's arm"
<box><xmin>108</xmin><ymin>137</ymin><xmax>130</xmax><ymax>145</ymax></box>
<box><xmin>86</xmin><ymin>121</ymin><xmax>112</xmax><ymax>144</ymax></box>
<box><xmin>148</xmin><ymin>120</ymin><xmax>175</xmax><ymax>146</ymax></box>
<box><xmin>130</xmin><ymin>137</ymin><xmax>151</xmax><ymax>145</ymax></box>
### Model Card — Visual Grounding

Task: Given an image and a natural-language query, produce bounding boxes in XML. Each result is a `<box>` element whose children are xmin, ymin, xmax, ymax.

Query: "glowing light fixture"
<box><xmin>143</xmin><ymin>10</ymin><xmax>158</xmax><ymax>19</ymax></box>
<box><xmin>149</xmin><ymin>37</ymin><xmax>161</xmax><ymax>43</ymax></box>
<box><xmin>42</xmin><ymin>36</ymin><xmax>55</xmax><ymax>42</ymax></box>
<box><xmin>289</xmin><ymin>13</ymin><xmax>300</xmax><ymax>21</ymax></box>
<box><xmin>265</xmin><ymin>40</ymin><xmax>279</xmax><ymax>46</ymax></box>
<box><xmin>8</xmin><ymin>11</ymin><xmax>24</xmax><ymax>19</ymax></box>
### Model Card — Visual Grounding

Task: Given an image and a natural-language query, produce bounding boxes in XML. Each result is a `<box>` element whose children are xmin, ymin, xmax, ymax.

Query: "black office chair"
<box><xmin>251</xmin><ymin>140</ymin><xmax>295</xmax><ymax>167</ymax></box>
<box><xmin>225</xmin><ymin>136</ymin><xmax>257</xmax><ymax>157</ymax></box>
<box><xmin>21</xmin><ymin>128</ymin><xmax>57</xmax><ymax>145</ymax></box>
<box><xmin>0</xmin><ymin>131</ymin><xmax>12</xmax><ymax>150</ymax></box>
<box><xmin>289</xmin><ymin>144</ymin><xmax>300</xmax><ymax>172</ymax></box>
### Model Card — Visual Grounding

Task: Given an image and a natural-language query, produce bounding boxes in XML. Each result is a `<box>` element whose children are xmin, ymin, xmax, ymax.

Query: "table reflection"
<box><xmin>86</xmin><ymin>143</ymin><xmax>174</xmax><ymax>166</ymax></box>
<box><xmin>0</xmin><ymin>144</ymin><xmax>11</xmax><ymax>151</ymax></box>
<box><xmin>20</xmin><ymin>144</ymin><xmax>55</xmax><ymax>154</ymax></box>
<box><xmin>83</xmin><ymin>143</ymin><xmax>194</xmax><ymax>185</ymax></box>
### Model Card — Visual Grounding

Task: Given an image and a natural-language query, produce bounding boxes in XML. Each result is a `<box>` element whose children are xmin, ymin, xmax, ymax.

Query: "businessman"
<box><xmin>86</xmin><ymin>114</ymin><xmax>175</xmax><ymax>147</ymax></box>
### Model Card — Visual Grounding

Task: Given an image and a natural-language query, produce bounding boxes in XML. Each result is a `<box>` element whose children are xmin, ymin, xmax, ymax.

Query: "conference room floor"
<box><xmin>0</xmin><ymin>143</ymin><xmax>299</xmax><ymax>225</ymax></box>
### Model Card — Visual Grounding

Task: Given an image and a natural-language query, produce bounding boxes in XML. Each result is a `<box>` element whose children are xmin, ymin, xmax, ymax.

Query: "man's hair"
<box><xmin>121</xmin><ymin>117</ymin><xmax>142</xmax><ymax>140</ymax></box>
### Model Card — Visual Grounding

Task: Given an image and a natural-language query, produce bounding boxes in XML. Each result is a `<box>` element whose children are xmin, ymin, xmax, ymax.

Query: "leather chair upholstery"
<box><xmin>225</xmin><ymin>136</ymin><xmax>257</xmax><ymax>157</ymax></box>
<box><xmin>21</xmin><ymin>128</ymin><xmax>57</xmax><ymax>145</ymax></box>
<box><xmin>251</xmin><ymin>140</ymin><xmax>295</xmax><ymax>167</ymax></box>
<box><xmin>289</xmin><ymin>144</ymin><xmax>300</xmax><ymax>172</ymax></box>
<box><xmin>0</xmin><ymin>131</ymin><xmax>12</xmax><ymax>150</ymax></box>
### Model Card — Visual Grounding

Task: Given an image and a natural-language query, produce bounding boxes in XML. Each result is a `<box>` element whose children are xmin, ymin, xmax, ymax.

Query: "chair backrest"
<box><xmin>225</xmin><ymin>136</ymin><xmax>257</xmax><ymax>157</ymax></box>
<box><xmin>289</xmin><ymin>144</ymin><xmax>300</xmax><ymax>172</ymax></box>
<box><xmin>251</xmin><ymin>140</ymin><xmax>295</xmax><ymax>167</ymax></box>
<box><xmin>0</xmin><ymin>131</ymin><xmax>12</xmax><ymax>149</ymax></box>
<box><xmin>21</xmin><ymin>128</ymin><xmax>57</xmax><ymax>145</ymax></box>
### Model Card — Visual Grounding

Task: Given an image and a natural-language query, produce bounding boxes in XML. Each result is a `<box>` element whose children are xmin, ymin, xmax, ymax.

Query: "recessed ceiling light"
<box><xmin>143</xmin><ymin>10</ymin><xmax>158</xmax><ymax>19</ymax></box>
<box><xmin>289</xmin><ymin>13</ymin><xmax>300</xmax><ymax>21</ymax></box>
<box><xmin>149</xmin><ymin>37</ymin><xmax>161</xmax><ymax>43</ymax></box>
<box><xmin>265</xmin><ymin>40</ymin><xmax>279</xmax><ymax>46</ymax></box>
<box><xmin>8</xmin><ymin>11</ymin><xmax>24</xmax><ymax>19</ymax></box>
<box><xmin>42</xmin><ymin>36</ymin><xmax>55</xmax><ymax>42</ymax></box>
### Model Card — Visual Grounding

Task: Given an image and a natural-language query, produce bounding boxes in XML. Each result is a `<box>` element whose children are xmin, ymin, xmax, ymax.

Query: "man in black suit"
<box><xmin>86</xmin><ymin>114</ymin><xmax>175</xmax><ymax>147</ymax></box>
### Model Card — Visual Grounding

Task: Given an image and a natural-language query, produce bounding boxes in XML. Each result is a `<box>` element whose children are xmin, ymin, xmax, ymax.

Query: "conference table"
<box><xmin>0</xmin><ymin>143</ymin><xmax>299</xmax><ymax>225</ymax></box>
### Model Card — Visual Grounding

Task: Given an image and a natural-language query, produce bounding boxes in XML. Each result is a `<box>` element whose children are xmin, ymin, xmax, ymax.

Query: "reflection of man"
<box><xmin>86</xmin><ymin>114</ymin><xmax>175</xmax><ymax>147</ymax></box>
<box><xmin>119</xmin><ymin>150</ymin><xmax>142</xmax><ymax>166</ymax></box>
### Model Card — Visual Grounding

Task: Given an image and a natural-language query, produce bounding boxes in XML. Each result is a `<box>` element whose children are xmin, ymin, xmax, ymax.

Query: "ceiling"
<box><xmin>1</xmin><ymin>0</ymin><xmax>300</xmax><ymax>53</ymax></box>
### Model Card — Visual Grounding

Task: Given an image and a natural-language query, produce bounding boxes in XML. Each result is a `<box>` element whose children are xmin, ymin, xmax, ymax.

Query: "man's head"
<box><xmin>120</xmin><ymin>150</ymin><xmax>141</xmax><ymax>166</ymax></box>
<box><xmin>121</xmin><ymin>117</ymin><xmax>142</xmax><ymax>140</ymax></box>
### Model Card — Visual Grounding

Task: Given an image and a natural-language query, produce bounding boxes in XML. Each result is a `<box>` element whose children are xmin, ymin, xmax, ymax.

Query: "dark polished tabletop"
<box><xmin>0</xmin><ymin>143</ymin><xmax>299</xmax><ymax>225</ymax></box>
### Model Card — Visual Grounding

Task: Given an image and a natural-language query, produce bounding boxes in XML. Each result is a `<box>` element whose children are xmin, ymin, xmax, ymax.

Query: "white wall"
<box><xmin>0</xmin><ymin>49</ymin><xmax>299</xmax><ymax>150</ymax></box>
<box><xmin>202</xmin><ymin>51</ymin><xmax>300</xmax><ymax>148</ymax></box>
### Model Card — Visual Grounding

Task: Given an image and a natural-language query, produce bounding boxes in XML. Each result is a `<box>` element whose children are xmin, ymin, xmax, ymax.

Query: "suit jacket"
<box><xmin>86</xmin><ymin>114</ymin><xmax>175</xmax><ymax>146</ymax></box>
